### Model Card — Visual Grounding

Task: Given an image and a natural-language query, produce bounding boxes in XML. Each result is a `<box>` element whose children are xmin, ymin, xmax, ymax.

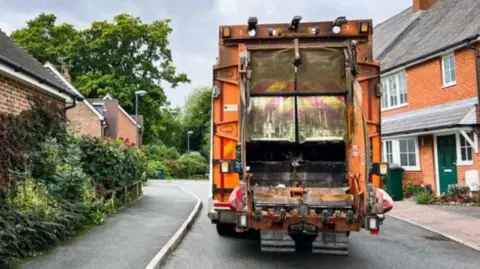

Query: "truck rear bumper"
<box><xmin>260</xmin><ymin>230</ymin><xmax>349</xmax><ymax>255</ymax></box>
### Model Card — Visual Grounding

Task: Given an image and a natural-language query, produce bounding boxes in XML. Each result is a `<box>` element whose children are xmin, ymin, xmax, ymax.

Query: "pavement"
<box><xmin>163</xmin><ymin>181</ymin><xmax>480</xmax><ymax>269</ymax></box>
<box><xmin>388</xmin><ymin>200</ymin><xmax>480</xmax><ymax>251</ymax></box>
<box><xmin>429</xmin><ymin>204</ymin><xmax>480</xmax><ymax>219</ymax></box>
<box><xmin>20</xmin><ymin>180</ymin><xmax>198</xmax><ymax>269</ymax></box>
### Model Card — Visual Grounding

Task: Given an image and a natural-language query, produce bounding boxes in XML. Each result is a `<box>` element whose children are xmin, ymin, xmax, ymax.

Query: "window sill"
<box><xmin>381</xmin><ymin>103</ymin><xmax>408</xmax><ymax>112</ymax></box>
<box><xmin>403</xmin><ymin>167</ymin><xmax>421</xmax><ymax>172</ymax></box>
<box><xmin>442</xmin><ymin>82</ymin><xmax>456</xmax><ymax>89</ymax></box>
<box><xmin>457</xmin><ymin>162</ymin><xmax>473</xmax><ymax>166</ymax></box>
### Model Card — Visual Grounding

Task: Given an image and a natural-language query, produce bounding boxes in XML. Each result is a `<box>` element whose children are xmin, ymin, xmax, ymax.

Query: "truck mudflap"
<box><xmin>312</xmin><ymin>231</ymin><xmax>349</xmax><ymax>255</ymax></box>
<box><xmin>260</xmin><ymin>230</ymin><xmax>349</xmax><ymax>255</ymax></box>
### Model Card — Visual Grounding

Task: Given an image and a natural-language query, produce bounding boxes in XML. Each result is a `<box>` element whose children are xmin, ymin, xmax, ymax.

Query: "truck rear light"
<box><xmin>221</xmin><ymin>162</ymin><xmax>229</xmax><ymax>173</ymax></box>
<box><xmin>208</xmin><ymin>211</ymin><xmax>219</xmax><ymax>220</ymax></box>
<box><xmin>332</xmin><ymin>16</ymin><xmax>347</xmax><ymax>34</ymax></box>
<box><xmin>366</xmin><ymin>215</ymin><xmax>379</xmax><ymax>232</ymax></box>
<box><xmin>289</xmin><ymin>15</ymin><xmax>302</xmax><ymax>31</ymax></box>
<box><xmin>213</xmin><ymin>202</ymin><xmax>234</xmax><ymax>210</ymax></box>
<box><xmin>220</xmin><ymin>161</ymin><xmax>235</xmax><ymax>174</ymax></box>
<box><xmin>359</xmin><ymin>21</ymin><xmax>369</xmax><ymax>33</ymax></box>
<box><xmin>371</xmin><ymin>162</ymin><xmax>389</xmax><ymax>176</ymax></box>
<box><xmin>222</xmin><ymin>27</ymin><xmax>231</xmax><ymax>38</ymax></box>
<box><xmin>237</xmin><ymin>213</ymin><xmax>248</xmax><ymax>228</ymax></box>
<box><xmin>248</xmin><ymin>17</ymin><xmax>258</xmax><ymax>37</ymax></box>
<box><xmin>380</xmin><ymin>163</ymin><xmax>388</xmax><ymax>175</ymax></box>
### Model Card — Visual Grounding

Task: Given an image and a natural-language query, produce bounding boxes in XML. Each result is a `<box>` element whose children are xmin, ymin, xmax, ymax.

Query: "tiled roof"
<box><xmin>373</xmin><ymin>7</ymin><xmax>421</xmax><ymax>60</ymax></box>
<box><xmin>382</xmin><ymin>98</ymin><xmax>477</xmax><ymax>136</ymax></box>
<box><xmin>374</xmin><ymin>0</ymin><xmax>480</xmax><ymax>71</ymax></box>
<box><xmin>0</xmin><ymin>29</ymin><xmax>78</xmax><ymax>98</ymax></box>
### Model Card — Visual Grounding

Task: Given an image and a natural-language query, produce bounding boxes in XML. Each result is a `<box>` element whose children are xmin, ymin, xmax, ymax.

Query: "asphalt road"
<box><xmin>164</xmin><ymin>180</ymin><xmax>480</xmax><ymax>269</ymax></box>
<box><xmin>21</xmin><ymin>181</ymin><xmax>196</xmax><ymax>269</ymax></box>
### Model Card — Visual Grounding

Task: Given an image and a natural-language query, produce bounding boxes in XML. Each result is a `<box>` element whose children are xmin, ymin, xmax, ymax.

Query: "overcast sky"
<box><xmin>0</xmin><ymin>0</ymin><xmax>412</xmax><ymax>107</ymax></box>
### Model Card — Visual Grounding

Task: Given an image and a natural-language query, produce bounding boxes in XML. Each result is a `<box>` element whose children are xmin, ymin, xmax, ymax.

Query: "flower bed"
<box><xmin>411</xmin><ymin>183</ymin><xmax>480</xmax><ymax>206</ymax></box>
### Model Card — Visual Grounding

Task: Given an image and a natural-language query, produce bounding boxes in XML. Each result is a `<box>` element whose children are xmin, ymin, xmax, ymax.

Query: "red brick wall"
<box><xmin>401</xmin><ymin>136</ymin><xmax>437</xmax><ymax>190</ymax></box>
<box><xmin>383</xmin><ymin>46</ymin><xmax>479</xmax><ymax>117</ymax></box>
<box><xmin>116</xmin><ymin>109</ymin><xmax>137</xmax><ymax>145</ymax></box>
<box><xmin>0</xmin><ymin>73</ymin><xmax>64</xmax><ymax>114</ymax></box>
<box><xmin>66</xmin><ymin>102</ymin><xmax>103</xmax><ymax>138</ymax></box>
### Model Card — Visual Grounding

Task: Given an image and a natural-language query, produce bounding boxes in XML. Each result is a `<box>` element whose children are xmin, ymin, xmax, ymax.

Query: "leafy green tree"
<box><xmin>181</xmin><ymin>87</ymin><xmax>211</xmax><ymax>153</ymax></box>
<box><xmin>10</xmin><ymin>13</ymin><xmax>80</xmax><ymax>68</ymax></box>
<box><xmin>11</xmin><ymin>13</ymin><xmax>189</xmax><ymax>144</ymax></box>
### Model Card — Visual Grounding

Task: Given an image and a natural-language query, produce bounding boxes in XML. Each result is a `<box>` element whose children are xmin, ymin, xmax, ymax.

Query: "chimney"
<box><xmin>63</xmin><ymin>68</ymin><xmax>71</xmax><ymax>83</ymax></box>
<box><xmin>413</xmin><ymin>0</ymin><xmax>437</xmax><ymax>13</ymax></box>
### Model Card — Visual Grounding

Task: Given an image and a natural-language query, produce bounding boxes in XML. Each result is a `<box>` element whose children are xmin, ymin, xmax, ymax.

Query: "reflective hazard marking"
<box><xmin>224</xmin><ymin>104</ymin><xmax>238</xmax><ymax>112</ymax></box>
<box><xmin>352</xmin><ymin>145</ymin><xmax>359</xmax><ymax>157</ymax></box>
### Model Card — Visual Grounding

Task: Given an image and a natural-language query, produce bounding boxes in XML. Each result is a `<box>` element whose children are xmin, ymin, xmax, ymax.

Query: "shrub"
<box><xmin>404</xmin><ymin>183</ymin><xmax>424</xmax><ymax>198</ymax></box>
<box><xmin>473</xmin><ymin>192</ymin><xmax>480</xmax><ymax>204</ymax></box>
<box><xmin>415</xmin><ymin>190</ymin><xmax>434</xmax><ymax>205</ymax></box>
<box><xmin>78</xmin><ymin>136</ymin><xmax>147</xmax><ymax>192</ymax></box>
<box><xmin>146</xmin><ymin>160</ymin><xmax>165</xmax><ymax>179</ymax></box>
<box><xmin>436</xmin><ymin>184</ymin><xmax>473</xmax><ymax>204</ymax></box>
<box><xmin>162</xmin><ymin>159</ymin><xmax>181</xmax><ymax>178</ymax></box>
<box><xmin>177</xmin><ymin>153</ymin><xmax>208</xmax><ymax>179</ymax></box>
<box><xmin>0</xmin><ymin>97</ymin><xmax>67</xmax><ymax>198</ymax></box>
<box><xmin>146</xmin><ymin>144</ymin><xmax>180</xmax><ymax>161</ymax></box>
<box><xmin>7</xmin><ymin>175</ymin><xmax>53</xmax><ymax>215</ymax></box>
<box><xmin>448</xmin><ymin>184</ymin><xmax>470</xmax><ymax>196</ymax></box>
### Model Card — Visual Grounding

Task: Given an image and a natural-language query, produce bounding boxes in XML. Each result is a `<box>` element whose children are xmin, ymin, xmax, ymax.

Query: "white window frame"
<box><xmin>382</xmin><ymin>137</ymin><xmax>420</xmax><ymax>171</ymax></box>
<box><xmin>381</xmin><ymin>70</ymin><xmax>408</xmax><ymax>111</ymax></box>
<box><xmin>441</xmin><ymin>53</ymin><xmax>456</xmax><ymax>88</ymax></box>
<box><xmin>456</xmin><ymin>131</ymin><xmax>477</xmax><ymax>166</ymax></box>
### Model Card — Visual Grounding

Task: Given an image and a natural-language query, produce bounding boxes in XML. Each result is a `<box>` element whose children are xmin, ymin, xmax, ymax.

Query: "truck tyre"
<box><xmin>216</xmin><ymin>223</ymin><xmax>235</xmax><ymax>236</ymax></box>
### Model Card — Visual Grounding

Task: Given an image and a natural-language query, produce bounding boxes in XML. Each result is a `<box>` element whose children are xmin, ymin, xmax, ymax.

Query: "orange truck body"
<box><xmin>208</xmin><ymin>16</ymin><xmax>390</xmax><ymax>254</ymax></box>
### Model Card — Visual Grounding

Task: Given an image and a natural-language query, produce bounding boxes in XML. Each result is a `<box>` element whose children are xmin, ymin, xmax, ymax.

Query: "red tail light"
<box><xmin>213</xmin><ymin>202</ymin><xmax>234</xmax><ymax>210</ymax></box>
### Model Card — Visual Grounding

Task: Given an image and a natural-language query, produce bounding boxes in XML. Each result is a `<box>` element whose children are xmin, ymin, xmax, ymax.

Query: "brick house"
<box><xmin>0</xmin><ymin>30</ymin><xmax>81</xmax><ymax>115</ymax></box>
<box><xmin>88</xmin><ymin>95</ymin><xmax>143</xmax><ymax>146</ymax></box>
<box><xmin>374</xmin><ymin>0</ymin><xmax>480</xmax><ymax>195</ymax></box>
<box><xmin>44</xmin><ymin>62</ymin><xmax>106</xmax><ymax>137</ymax></box>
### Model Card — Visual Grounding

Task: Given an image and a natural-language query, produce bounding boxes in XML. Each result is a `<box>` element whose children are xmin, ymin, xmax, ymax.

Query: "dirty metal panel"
<box><xmin>297</xmin><ymin>47</ymin><xmax>346</xmax><ymax>91</ymax></box>
<box><xmin>250</xmin><ymin>161</ymin><xmax>347</xmax><ymax>187</ymax></box>
<box><xmin>253</xmin><ymin>186</ymin><xmax>301</xmax><ymax>206</ymax></box>
<box><xmin>303</xmin><ymin>188</ymin><xmax>354</xmax><ymax>207</ymax></box>
<box><xmin>297</xmin><ymin>96</ymin><xmax>347</xmax><ymax>143</ymax></box>
<box><xmin>250</xmin><ymin>48</ymin><xmax>295</xmax><ymax>93</ymax></box>
<box><xmin>253</xmin><ymin>186</ymin><xmax>353</xmax><ymax>207</ymax></box>
<box><xmin>246</xmin><ymin>97</ymin><xmax>295</xmax><ymax>141</ymax></box>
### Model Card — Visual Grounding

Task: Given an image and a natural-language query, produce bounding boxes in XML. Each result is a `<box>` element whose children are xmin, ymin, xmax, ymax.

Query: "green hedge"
<box><xmin>0</xmin><ymin>98</ymin><xmax>147</xmax><ymax>269</ymax></box>
<box><xmin>146</xmin><ymin>153</ymin><xmax>208</xmax><ymax>179</ymax></box>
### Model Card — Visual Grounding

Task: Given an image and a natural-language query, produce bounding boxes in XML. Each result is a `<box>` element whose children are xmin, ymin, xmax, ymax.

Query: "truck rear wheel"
<box><xmin>216</xmin><ymin>223</ymin><xmax>235</xmax><ymax>236</ymax></box>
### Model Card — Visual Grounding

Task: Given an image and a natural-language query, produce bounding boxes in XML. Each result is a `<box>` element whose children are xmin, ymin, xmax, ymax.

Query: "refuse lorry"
<box><xmin>207</xmin><ymin>16</ymin><xmax>393</xmax><ymax>255</ymax></box>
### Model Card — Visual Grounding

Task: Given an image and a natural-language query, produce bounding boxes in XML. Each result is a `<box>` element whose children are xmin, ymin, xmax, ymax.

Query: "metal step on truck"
<box><xmin>207</xmin><ymin>15</ymin><xmax>394</xmax><ymax>255</ymax></box>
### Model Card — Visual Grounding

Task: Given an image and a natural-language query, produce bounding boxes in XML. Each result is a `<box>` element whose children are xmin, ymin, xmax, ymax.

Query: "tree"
<box><xmin>181</xmin><ymin>87</ymin><xmax>211</xmax><ymax>153</ymax></box>
<box><xmin>11</xmin><ymin>13</ymin><xmax>189</xmax><ymax>144</ymax></box>
<box><xmin>10</xmin><ymin>14</ymin><xmax>80</xmax><ymax>68</ymax></box>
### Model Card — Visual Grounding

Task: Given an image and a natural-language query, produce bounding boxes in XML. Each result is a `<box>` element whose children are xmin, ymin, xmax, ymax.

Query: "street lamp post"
<box><xmin>134</xmin><ymin>90</ymin><xmax>147</xmax><ymax>147</ymax></box>
<box><xmin>187</xmin><ymin>130</ymin><xmax>193</xmax><ymax>154</ymax></box>
<box><xmin>187</xmin><ymin>130</ymin><xmax>193</xmax><ymax>179</ymax></box>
